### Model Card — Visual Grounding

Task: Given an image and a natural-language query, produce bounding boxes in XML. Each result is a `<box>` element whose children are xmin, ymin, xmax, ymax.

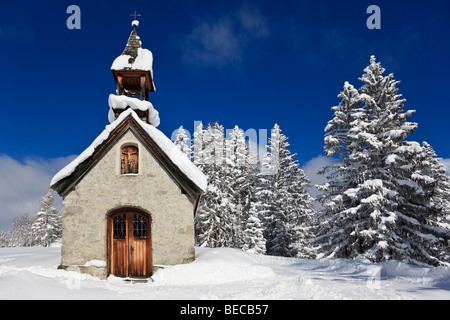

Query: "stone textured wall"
<box><xmin>60</xmin><ymin>130</ymin><xmax>195</xmax><ymax>279</ymax></box>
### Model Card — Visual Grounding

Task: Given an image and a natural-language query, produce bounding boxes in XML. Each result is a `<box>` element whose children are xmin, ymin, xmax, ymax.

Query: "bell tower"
<box><xmin>110</xmin><ymin>15</ymin><xmax>156</xmax><ymax>124</ymax></box>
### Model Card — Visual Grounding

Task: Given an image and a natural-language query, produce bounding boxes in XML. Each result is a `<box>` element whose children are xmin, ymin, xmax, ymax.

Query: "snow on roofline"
<box><xmin>111</xmin><ymin>48</ymin><xmax>153</xmax><ymax>72</ymax></box>
<box><xmin>108</xmin><ymin>94</ymin><xmax>160</xmax><ymax>127</ymax></box>
<box><xmin>50</xmin><ymin>108</ymin><xmax>207</xmax><ymax>192</ymax></box>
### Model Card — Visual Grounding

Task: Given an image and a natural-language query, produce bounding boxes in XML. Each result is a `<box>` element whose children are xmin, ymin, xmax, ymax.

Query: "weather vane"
<box><xmin>130</xmin><ymin>11</ymin><xmax>141</xmax><ymax>20</ymax></box>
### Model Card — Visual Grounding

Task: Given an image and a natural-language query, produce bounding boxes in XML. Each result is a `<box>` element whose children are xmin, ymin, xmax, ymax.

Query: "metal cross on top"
<box><xmin>130</xmin><ymin>11</ymin><xmax>141</xmax><ymax>20</ymax></box>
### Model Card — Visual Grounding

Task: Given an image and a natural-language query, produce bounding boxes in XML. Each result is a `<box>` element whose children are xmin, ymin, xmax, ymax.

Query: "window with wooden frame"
<box><xmin>121</xmin><ymin>145</ymin><xmax>139</xmax><ymax>175</ymax></box>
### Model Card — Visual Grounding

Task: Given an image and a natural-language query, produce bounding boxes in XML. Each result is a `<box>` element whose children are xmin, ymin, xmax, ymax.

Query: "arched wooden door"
<box><xmin>107</xmin><ymin>209</ymin><xmax>152</xmax><ymax>278</ymax></box>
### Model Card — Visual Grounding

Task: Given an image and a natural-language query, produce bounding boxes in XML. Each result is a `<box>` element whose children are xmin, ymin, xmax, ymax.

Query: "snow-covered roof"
<box><xmin>50</xmin><ymin>108</ymin><xmax>207</xmax><ymax>193</ymax></box>
<box><xmin>111</xmin><ymin>47</ymin><xmax>153</xmax><ymax>72</ymax></box>
<box><xmin>108</xmin><ymin>94</ymin><xmax>160</xmax><ymax>127</ymax></box>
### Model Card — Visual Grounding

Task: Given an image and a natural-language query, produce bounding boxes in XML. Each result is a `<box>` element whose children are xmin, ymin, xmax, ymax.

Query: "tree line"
<box><xmin>0</xmin><ymin>189</ymin><xmax>62</xmax><ymax>248</ymax></box>
<box><xmin>174</xmin><ymin>56</ymin><xmax>450</xmax><ymax>266</ymax></box>
<box><xmin>175</xmin><ymin>122</ymin><xmax>315</xmax><ymax>258</ymax></box>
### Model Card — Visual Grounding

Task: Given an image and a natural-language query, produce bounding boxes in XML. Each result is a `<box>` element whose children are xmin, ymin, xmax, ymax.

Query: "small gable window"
<box><xmin>121</xmin><ymin>145</ymin><xmax>139</xmax><ymax>175</ymax></box>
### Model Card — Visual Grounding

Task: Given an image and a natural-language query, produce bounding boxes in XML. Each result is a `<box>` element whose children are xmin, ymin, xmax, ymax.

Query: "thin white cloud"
<box><xmin>181</xmin><ymin>16</ymin><xmax>244</xmax><ymax>68</ymax></box>
<box><xmin>0</xmin><ymin>155</ymin><xmax>76</xmax><ymax>230</ymax></box>
<box><xmin>180</xmin><ymin>4</ymin><xmax>271</xmax><ymax>69</ymax></box>
<box><xmin>238</xmin><ymin>4</ymin><xmax>270</xmax><ymax>39</ymax></box>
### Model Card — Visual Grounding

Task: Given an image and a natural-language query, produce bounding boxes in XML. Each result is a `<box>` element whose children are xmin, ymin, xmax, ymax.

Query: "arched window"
<box><xmin>121</xmin><ymin>145</ymin><xmax>139</xmax><ymax>174</ymax></box>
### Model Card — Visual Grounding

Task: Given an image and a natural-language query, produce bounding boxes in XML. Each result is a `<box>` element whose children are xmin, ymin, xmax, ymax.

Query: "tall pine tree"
<box><xmin>8</xmin><ymin>213</ymin><xmax>34</xmax><ymax>247</ymax></box>
<box><xmin>226</xmin><ymin>126</ymin><xmax>255</xmax><ymax>248</ymax></box>
<box><xmin>316</xmin><ymin>56</ymin><xmax>450</xmax><ymax>266</ymax></box>
<box><xmin>195</xmin><ymin>123</ymin><xmax>234</xmax><ymax>247</ymax></box>
<box><xmin>174</xmin><ymin>126</ymin><xmax>192</xmax><ymax>159</ymax></box>
<box><xmin>30</xmin><ymin>189</ymin><xmax>62</xmax><ymax>247</ymax></box>
<box><xmin>263</xmin><ymin>124</ymin><xmax>314</xmax><ymax>257</ymax></box>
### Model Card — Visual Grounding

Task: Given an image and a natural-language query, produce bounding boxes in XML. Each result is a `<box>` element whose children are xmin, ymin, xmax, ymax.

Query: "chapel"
<box><xmin>50</xmin><ymin>18</ymin><xmax>207</xmax><ymax>279</ymax></box>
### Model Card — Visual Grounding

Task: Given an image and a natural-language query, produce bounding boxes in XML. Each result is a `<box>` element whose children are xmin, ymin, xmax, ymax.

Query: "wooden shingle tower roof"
<box><xmin>121</xmin><ymin>20</ymin><xmax>142</xmax><ymax>64</ymax></box>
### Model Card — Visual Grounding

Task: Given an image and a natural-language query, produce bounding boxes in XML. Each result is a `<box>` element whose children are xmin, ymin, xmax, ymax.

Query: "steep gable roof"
<box><xmin>51</xmin><ymin>109</ymin><xmax>207</xmax><ymax>202</ymax></box>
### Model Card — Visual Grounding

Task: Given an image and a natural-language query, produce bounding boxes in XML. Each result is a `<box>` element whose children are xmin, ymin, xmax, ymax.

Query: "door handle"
<box><xmin>130</xmin><ymin>246</ymin><xmax>134</xmax><ymax>255</ymax></box>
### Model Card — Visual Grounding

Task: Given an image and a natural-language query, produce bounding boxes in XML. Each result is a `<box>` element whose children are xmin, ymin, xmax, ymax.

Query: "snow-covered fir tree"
<box><xmin>315</xmin><ymin>56</ymin><xmax>450</xmax><ymax>266</ymax></box>
<box><xmin>315</xmin><ymin>81</ymin><xmax>372</xmax><ymax>259</ymax></box>
<box><xmin>0</xmin><ymin>230</ymin><xmax>8</xmax><ymax>247</ymax></box>
<box><xmin>30</xmin><ymin>189</ymin><xmax>62</xmax><ymax>247</ymax></box>
<box><xmin>247</xmin><ymin>156</ymin><xmax>274</xmax><ymax>254</ymax></box>
<box><xmin>192</xmin><ymin>122</ymin><xmax>205</xmax><ymax>167</ymax></box>
<box><xmin>242</xmin><ymin>196</ymin><xmax>266</xmax><ymax>254</ymax></box>
<box><xmin>8</xmin><ymin>213</ymin><xmax>34</xmax><ymax>247</ymax></box>
<box><xmin>263</xmin><ymin>124</ymin><xmax>315</xmax><ymax>257</ymax></box>
<box><xmin>195</xmin><ymin>123</ymin><xmax>234</xmax><ymax>247</ymax></box>
<box><xmin>192</xmin><ymin>121</ymin><xmax>315</xmax><ymax>256</ymax></box>
<box><xmin>226</xmin><ymin>125</ymin><xmax>255</xmax><ymax>248</ymax></box>
<box><xmin>409</xmin><ymin>141</ymin><xmax>450</xmax><ymax>263</ymax></box>
<box><xmin>417</xmin><ymin>142</ymin><xmax>450</xmax><ymax>221</ymax></box>
<box><xmin>241</xmin><ymin>215</ymin><xmax>266</xmax><ymax>254</ymax></box>
<box><xmin>174</xmin><ymin>126</ymin><xmax>192</xmax><ymax>159</ymax></box>
<box><xmin>263</xmin><ymin>124</ymin><xmax>291</xmax><ymax>256</ymax></box>
<box><xmin>285</xmin><ymin>168</ymin><xmax>316</xmax><ymax>258</ymax></box>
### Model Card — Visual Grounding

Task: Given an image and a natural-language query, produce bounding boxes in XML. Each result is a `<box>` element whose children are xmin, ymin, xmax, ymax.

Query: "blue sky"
<box><xmin>1</xmin><ymin>0</ymin><xmax>450</xmax><ymax>229</ymax></box>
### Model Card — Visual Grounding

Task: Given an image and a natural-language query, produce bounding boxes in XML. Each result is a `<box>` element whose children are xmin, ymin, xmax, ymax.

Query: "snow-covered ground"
<box><xmin>0</xmin><ymin>245</ymin><xmax>449</xmax><ymax>300</ymax></box>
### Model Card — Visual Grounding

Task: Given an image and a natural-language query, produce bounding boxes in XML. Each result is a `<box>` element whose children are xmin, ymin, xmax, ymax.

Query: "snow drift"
<box><xmin>0</xmin><ymin>245</ymin><xmax>450</xmax><ymax>300</ymax></box>
<box><xmin>152</xmin><ymin>247</ymin><xmax>275</xmax><ymax>284</ymax></box>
